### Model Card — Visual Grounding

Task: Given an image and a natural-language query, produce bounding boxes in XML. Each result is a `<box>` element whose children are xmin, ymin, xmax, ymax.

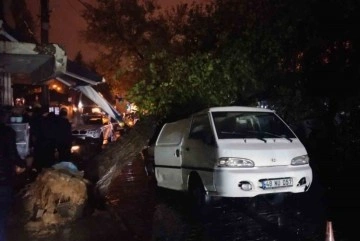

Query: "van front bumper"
<box><xmin>209</xmin><ymin>165</ymin><xmax>312</xmax><ymax>198</ymax></box>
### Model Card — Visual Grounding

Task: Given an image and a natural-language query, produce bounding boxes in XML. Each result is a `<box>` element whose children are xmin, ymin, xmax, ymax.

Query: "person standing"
<box><xmin>0</xmin><ymin>106</ymin><xmax>26</xmax><ymax>241</ymax></box>
<box><xmin>32</xmin><ymin>111</ymin><xmax>58</xmax><ymax>171</ymax></box>
<box><xmin>29</xmin><ymin>106</ymin><xmax>45</xmax><ymax>172</ymax></box>
<box><xmin>55</xmin><ymin>108</ymin><xmax>72</xmax><ymax>162</ymax></box>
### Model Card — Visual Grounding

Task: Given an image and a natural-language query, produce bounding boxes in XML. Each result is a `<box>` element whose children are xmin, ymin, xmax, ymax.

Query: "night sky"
<box><xmin>26</xmin><ymin>0</ymin><xmax>210</xmax><ymax>63</ymax></box>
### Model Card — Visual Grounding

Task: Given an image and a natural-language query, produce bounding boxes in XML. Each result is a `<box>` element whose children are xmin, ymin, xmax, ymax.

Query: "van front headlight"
<box><xmin>291</xmin><ymin>155</ymin><xmax>309</xmax><ymax>165</ymax></box>
<box><xmin>217</xmin><ymin>157</ymin><xmax>254</xmax><ymax>167</ymax></box>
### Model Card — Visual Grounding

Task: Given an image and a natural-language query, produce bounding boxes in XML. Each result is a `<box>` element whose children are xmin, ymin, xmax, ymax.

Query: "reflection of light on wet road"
<box><xmin>107</xmin><ymin>156</ymin><xmax>156</xmax><ymax>241</ymax></box>
<box><xmin>125</xmin><ymin>177</ymin><xmax>135</xmax><ymax>181</ymax></box>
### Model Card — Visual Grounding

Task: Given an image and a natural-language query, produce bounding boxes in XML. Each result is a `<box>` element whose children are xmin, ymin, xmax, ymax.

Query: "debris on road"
<box><xmin>18</xmin><ymin>168</ymin><xmax>89</xmax><ymax>238</ymax></box>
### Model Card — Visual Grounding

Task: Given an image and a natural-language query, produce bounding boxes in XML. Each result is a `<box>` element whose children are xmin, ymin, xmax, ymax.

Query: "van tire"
<box><xmin>188</xmin><ymin>176</ymin><xmax>210</xmax><ymax>211</ymax></box>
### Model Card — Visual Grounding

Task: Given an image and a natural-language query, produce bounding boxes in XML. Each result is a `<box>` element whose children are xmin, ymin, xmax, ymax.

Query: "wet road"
<box><xmin>10</xmin><ymin>136</ymin><xmax>354</xmax><ymax>241</ymax></box>
<box><xmin>11</xmin><ymin>136</ymin><xmax>355</xmax><ymax>241</ymax></box>
<box><xmin>104</xmin><ymin>155</ymin><xmax>355</xmax><ymax>241</ymax></box>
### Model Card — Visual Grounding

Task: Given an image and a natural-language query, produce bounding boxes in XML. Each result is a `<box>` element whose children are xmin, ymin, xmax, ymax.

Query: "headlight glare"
<box><xmin>71</xmin><ymin>145</ymin><xmax>80</xmax><ymax>153</ymax></box>
<box><xmin>291</xmin><ymin>155</ymin><xmax>309</xmax><ymax>165</ymax></box>
<box><xmin>217</xmin><ymin>157</ymin><xmax>254</xmax><ymax>167</ymax></box>
<box><xmin>88</xmin><ymin>129</ymin><xmax>101</xmax><ymax>138</ymax></box>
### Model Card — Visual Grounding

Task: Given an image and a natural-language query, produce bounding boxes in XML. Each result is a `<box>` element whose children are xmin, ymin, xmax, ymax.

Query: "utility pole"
<box><xmin>40</xmin><ymin>0</ymin><xmax>50</xmax><ymax>112</ymax></box>
<box><xmin>40</xmin><ymin>0</ymin><xmax>49</xmax><ymax>44</ymax></box>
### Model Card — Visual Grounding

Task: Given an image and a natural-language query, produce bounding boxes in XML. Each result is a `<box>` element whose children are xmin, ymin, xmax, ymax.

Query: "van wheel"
<box><xmin>188</xmin><ymin>177</ymin><xmax>210</xmax><ymax>210</ymax></box>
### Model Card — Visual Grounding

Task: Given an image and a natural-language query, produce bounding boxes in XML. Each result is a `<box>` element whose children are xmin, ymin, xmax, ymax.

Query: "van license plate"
<box><xmin>261</xmin><ymin>178</ymin><xmax>293</xmax><ymax>189</ymax></box>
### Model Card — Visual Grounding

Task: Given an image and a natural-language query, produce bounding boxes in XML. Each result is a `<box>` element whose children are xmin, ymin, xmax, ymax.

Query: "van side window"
<box><xmin>189</xmin><ymin>114</ymin><xmax>212</xmax><ymax>142</ymax></box>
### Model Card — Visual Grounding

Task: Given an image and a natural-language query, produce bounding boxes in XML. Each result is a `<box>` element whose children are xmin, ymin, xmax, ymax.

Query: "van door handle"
<box><xmin>175</xmin><ymin>149</ymin><xmax>180</xmax><ymax>157</ymax></box>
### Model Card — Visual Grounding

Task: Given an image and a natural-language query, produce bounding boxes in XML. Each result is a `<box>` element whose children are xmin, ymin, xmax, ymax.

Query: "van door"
<box><xmin>182</xmin><ymin>114</ymin><xmax>216</xmax><ymax>191</ymax></box>
<box><xmin>154</xmin><ymin>119</ymin><xmax>189</xmax><ymax>190</ymax></box>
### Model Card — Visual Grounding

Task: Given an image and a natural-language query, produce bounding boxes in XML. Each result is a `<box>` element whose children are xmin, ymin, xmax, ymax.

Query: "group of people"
<box><xmin>0</xmin><ymin>105</ymin><xmax>73</xmax><ymax>241</ymax></box>
<box><xmin>29</xmin><ymin>107</ymin><xmax>73</xmax><ymax>172</ymax></box>
<box><xmin>0</xmin><ymin>105</ymin><xmax>26</xmax><ymax>241</ymax></box>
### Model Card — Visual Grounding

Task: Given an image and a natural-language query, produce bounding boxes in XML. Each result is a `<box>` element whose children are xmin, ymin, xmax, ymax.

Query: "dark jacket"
<box><xmin>0</xmin><ymin>123</ymin><xmax>26</xmax><ymax>186</ymax></box>
<box><xmin>56</xmin><ymin>115</ymin><xmax>72</xmax><ymax>146</ymax></box>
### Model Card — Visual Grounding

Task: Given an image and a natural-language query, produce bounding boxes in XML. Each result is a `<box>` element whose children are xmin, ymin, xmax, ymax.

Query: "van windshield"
<box><xmin>212</xmin><ymin>111</ymin><xmax>296</xmax><ymax>140</ymax></box>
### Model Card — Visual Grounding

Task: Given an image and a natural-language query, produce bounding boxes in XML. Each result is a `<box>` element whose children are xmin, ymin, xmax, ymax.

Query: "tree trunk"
<box><xmin>88</xmin><ymin>116</ymin><xmax>158</xmax><ymax>199</ymax></box>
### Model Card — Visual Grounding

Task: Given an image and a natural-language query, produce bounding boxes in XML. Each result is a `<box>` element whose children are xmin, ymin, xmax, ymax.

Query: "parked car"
<box><xmin>72</xmin><ymin>113</ymin><xmax>116</xmax><ymax>147</ymax></box>
<box><xmin>154</xmin><ymin>106</ymin><xmax>313</xmax><ymax>207</ymax></box>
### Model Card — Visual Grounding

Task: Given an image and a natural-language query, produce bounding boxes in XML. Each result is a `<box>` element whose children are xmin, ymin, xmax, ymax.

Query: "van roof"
<box><xmin>196</xmin><ymin>106</ymin><xmax>274</xmax><ymax>115</ymax></box>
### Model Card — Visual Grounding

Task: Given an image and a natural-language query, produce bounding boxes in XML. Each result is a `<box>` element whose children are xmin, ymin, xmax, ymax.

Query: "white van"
<box><xmin>154</xmin><ymin>106</ymin><xmax>313</xmax><ymax>205</ymax></box>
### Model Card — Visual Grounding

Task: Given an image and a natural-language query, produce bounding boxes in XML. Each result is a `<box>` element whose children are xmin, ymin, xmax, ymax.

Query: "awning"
<box><xmin>0</xmin><ymin>22</ymin><xmax>117</xmax><ymax>119</ymax></box>
<box><xmin>56</xmin><ymin>60</ymin><xmax>104</xmax><ymax>86</ymax></box>
<box><xmin>55</xmin><ymin>62</ymin><xmax>119</xmax><ymax>121</ymax></box>
<box><xmin>75</xmin><ymin>85</ymin><xmax>123</xmax><ymax>121</ymax></box>
<box><xmin>0</xmin><ymin>41</ymin><xmax>66</xmax><ymax>83</ymax></box>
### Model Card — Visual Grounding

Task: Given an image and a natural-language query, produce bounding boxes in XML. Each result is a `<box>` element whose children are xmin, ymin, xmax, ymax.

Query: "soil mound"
<box><xmin>17</xmin><ymin>168</ymin><xmax>89</xmax><ymax>238</ymax></box>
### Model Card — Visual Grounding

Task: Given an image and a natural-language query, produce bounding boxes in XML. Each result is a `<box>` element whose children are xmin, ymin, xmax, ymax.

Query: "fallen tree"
<box><xmin>87</xmin><ymin>116</ymin><xmax>159</xmax><ymax>200</ymax></box>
